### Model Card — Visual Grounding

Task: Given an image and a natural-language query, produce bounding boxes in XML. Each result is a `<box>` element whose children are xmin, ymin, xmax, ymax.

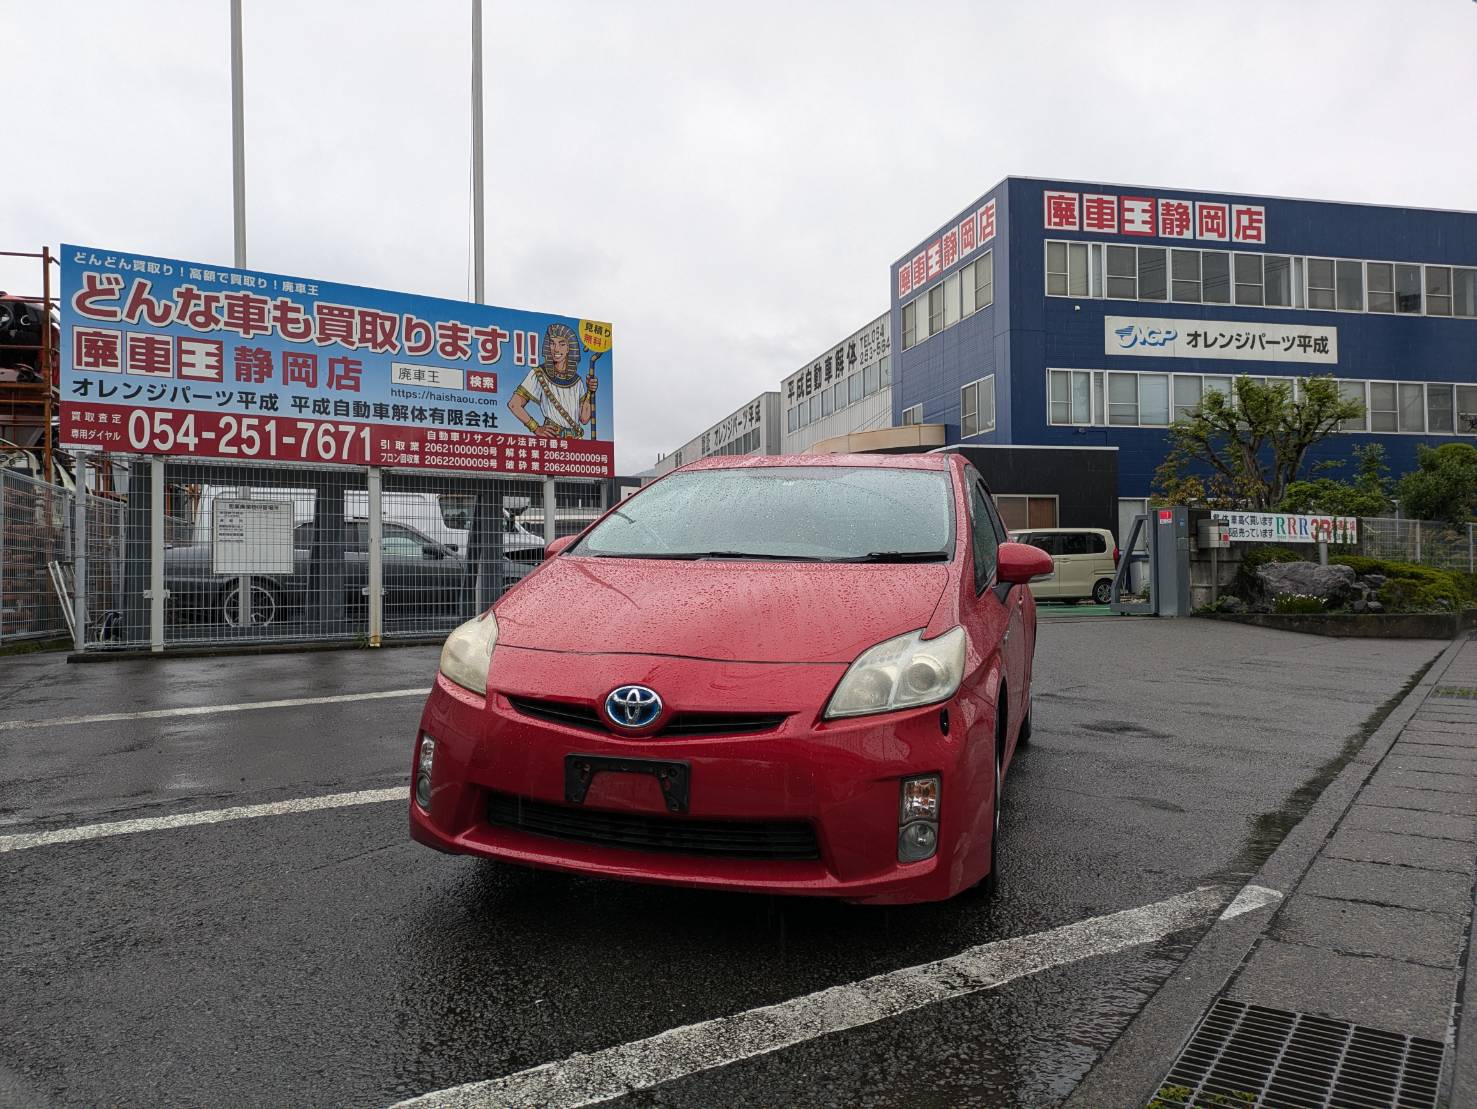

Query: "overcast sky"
<box><xmin>5</xmin><ymin>0</ymin><xmax>1475</xmax><ymax>473</ymax></box>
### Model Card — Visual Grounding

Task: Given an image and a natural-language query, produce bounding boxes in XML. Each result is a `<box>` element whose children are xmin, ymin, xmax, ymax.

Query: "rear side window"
<box><xmin>1087</xmin><ymin>533</ymin><xmax>1108</xmax><ymax>554</ymax></box>
<box><xmin>969</xmin><ymin>479</ymin><xmax>999</xmax><ymax>591</ymax></box>
<box><xmin>1059</xmin><ymin>533</ymin><xmax>1090</xmax><ymax>556</ymax></box>
<box><xmin>1026</xmin><ymin>533</ymin><xmax>1060</xmax><ymax>556</ymax></box>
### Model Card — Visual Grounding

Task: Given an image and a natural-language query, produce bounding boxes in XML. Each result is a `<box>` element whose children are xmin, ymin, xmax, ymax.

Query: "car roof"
<box><xmin>1011</xmin><ymin>527</ymin><xmax>1112</xmax><ymax>533</ymax></box>
<box><xmin>682</xmin><ymin>453</ymin><xmax>953</xmax><ymax>473</ymax></box>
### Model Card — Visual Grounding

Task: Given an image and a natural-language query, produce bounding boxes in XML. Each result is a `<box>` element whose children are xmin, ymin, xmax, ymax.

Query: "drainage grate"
<box><xmin>1432</xmin><ymin>685</ymin><xmax>1477</xmax><ymax>700</ymax></box>
<box><xmin>1149</xmin><ymin>998</ymin><xmax>1443</xmax><ymax>1109</ymax></box>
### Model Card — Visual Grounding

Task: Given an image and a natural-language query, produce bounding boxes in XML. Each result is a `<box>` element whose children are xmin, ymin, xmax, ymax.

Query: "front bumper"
<box><xmin>408</xmin><ymin>646</ymin><xmax>998</xmax><ymax>904</ymax></box>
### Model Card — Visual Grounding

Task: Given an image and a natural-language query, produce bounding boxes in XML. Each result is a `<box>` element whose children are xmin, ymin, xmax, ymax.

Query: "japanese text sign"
<box><xmin>1105</xmin><ymin>316</ymin><xmax>1338</xmax><ymax>364</ymax></box>
<box><xmin>896</xmin><ymin>198</ymin><xmax>996</xmax><ymax>299</ymax></box>
<box><xmin>1045</xmin><ymin>191</ymin><xmax>1266</xmax><ymax>245</ymax></box>
<box><xmin>60</xmin><ymin>244</ymin><xmax>615</xmax><ymax>477</ymax></box>
<box><xmin>1211</xmin><ymin>511</ymin><xmax>1358</xmax><ymax>545</ymax></box>
<box><xmin>211</xmin><ymin>499</ymin><xmax>295</xmax><ymax>574</ymax></box>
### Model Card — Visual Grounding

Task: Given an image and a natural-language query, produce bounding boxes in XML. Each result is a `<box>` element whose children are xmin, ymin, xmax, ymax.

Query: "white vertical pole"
<box><xmin>471</xmin><ymin>0</ymin><xmax>485</xmax><ymax>304</ymax></box>
<box><xmin>150</xmin><ymin>459</ymin><xmax>166</xmax><ymax>652</ymax></box>
<box><xmin>231</xmin><ymin>0</ymin><xmax>247</xmax><ymax>268</ymax></box>
<box><xmin>367</xmin><ymin>467</ymin><xmax>383</xmax><ymax>647</ymax></box>
<box><xmin>1469</xmin><ymin>523</ymin><xmax>1474</xmax><ymax>574</ymax></box>
<box><xmin>542</xmin><ymin>477</ymin><xmax>557</xmax><ymax>548</ymax></box>
<box><xmin>73</xmin><ymin>456</ymin><xmax>88</xmax><ymax>649</ymax></box>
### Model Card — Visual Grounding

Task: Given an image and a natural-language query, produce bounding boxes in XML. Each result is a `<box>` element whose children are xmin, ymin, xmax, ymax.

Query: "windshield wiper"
<box><xmin>844</xmin><ymin>550</ymin><xmax>951</xmax><ymax>563</ymax></box>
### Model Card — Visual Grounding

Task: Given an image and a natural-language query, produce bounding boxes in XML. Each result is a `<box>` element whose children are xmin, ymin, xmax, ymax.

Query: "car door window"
<box><xmin>1059</xmin><ymin>533</ymin><xmax>1090</xmax><ymax>556</ymax></box>
<box><xmin>381</xmin><ymin>535</ymin><xmax>426</xmax><ymax>559</ymax></box>
<box><xmin>1087</xmin><ymin>533</ymin><xmax>1108</xmax><ymax>554</ymax></box>
<box><xmin>1027</xmin><ymin>533</ymin><xmax>1060</xmax><ymax>556</ymax></box>
<box><xmin>969</xmin><ymin>479</ymin><xmax>998</xmax><ymax>592</ymax></box>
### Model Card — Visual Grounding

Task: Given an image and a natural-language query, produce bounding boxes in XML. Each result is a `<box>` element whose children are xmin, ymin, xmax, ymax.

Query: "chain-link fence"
<box><xmin>1359</xmin><ymin>517</ymin><xmax>1476</xmax><ymax>573</ymax></box>
<box><xmin>62</xmin><ymin>454</ymin><xmax>606</xmax><ymax>652</ymax></box>
<box><xmin>0</xmin><ymin>469</ymin><xmax>72</xmax><ymax>643</ymax></box>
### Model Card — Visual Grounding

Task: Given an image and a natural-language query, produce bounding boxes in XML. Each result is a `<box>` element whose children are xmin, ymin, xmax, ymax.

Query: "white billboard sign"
<box><xmin>212</xmin><ymin>499</ymin><xmax>296</xmax><ymax>574</ymax></box>
<box><xmin>1211</xmin><ymin>511</ymin><xmax>1358</xmax><ymax>545</ymax></box>
<box><xmin>1106</xmin><ymin>316</ymin><xmax>1337</xmax><ymax>363</ymax></box>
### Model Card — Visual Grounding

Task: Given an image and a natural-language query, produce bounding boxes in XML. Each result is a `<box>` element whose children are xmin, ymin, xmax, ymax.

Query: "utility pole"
<box><xmin>231</xmin><ymin>0</ymin><xmax>247</xmax><ymax>268</ymax></box>
<box><xmin>471</xmin><ymin>0</ymin><xmax>485</xmax><ymax>304</ymax></box>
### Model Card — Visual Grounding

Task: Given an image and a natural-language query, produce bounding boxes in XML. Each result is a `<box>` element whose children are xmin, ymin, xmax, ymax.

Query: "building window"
<box><xmin>880</xmin><ymin>355</ymin><xmax>892</xmax><ymax>386</ymax></box>
<box><xmin>1172</xmin><ymin>375</ymin><xmax>1202</xmax><ymax>421</ymax></box>
<box><xmin>1458</xmin><ymin>385</ymin><xmax>1477</xmax><ymax>434</ymax></box>
<box><xmin>975</xmin><ymin>249</ymin><xmax>994</xmax><ymax>309</ymax></box>
<box><xmin>943</xmin><ymin>272</ymin><xmax>961</xmax><ymax>328</ymax></box>
<box><xmin>1456</xmin><ymin>268</ymin><xmax>1477</xmax><ymax>318</ymax></box>
<box><xmin>1171</xmin><ymin>249</ymin><xmax>1201</xmax><ymax>302</ymax></box>
<box><xmin>863</xmin><ymin>362</ymin><xmax>880</xmax><ymax>395</ymax></box>
<box><xmin>994</xmin><ymin>494</ymin><xmax>1058</xmax><ymax>533</ymax></box>
<box><xmin>1398</xmin><ymin>382</ymin><xmax>1424</xmax><ymax>431</ymax></box>
<box><xmin>1234</xmin><ymin>253</ymin><xmax>1263</xmax><ymax>306</ymax></box>
<box><xmin>1137</xmin><ymin>247</ymin><xmax>1167</xmax><ymax>301</ymax></box>
<box><xmin>1046</xmin><ymin>241</ymin><xmax>1088</xmax><ymax>297</ymax></box>
<box><xmin>901</xmin><ymin>301</ymin><xmax>916</xmax><ymax>350</ymax></box>
<box><xmin>1336</xmin><ymin>259</ymin><xmax>1363</xmax><ymax>311</ymax></box>
<box><xmin>1202</xmin><ymin>374</ymin><xmax>1233</xmax><ymax>404</ymax></box>
<box><xmin>1338</xmin><ymin>379</ymin><xmax>1367</xmax><ymax>431</ymax></box>
<box><xmin>1396</xmin><ymin>263</ymin><xmax>1422</xmax><ymax>313</ymax></box>
<box><xmin>1263</xmin><ymin>255</ymin><xmax>1292</xmax><ymax>307</ymax></box>
<box><xmin>1049</xmin><ymin>369</ymin><xmax>1092</xmax><ymax>425</ymax></box>
<box><xmin>848</xmin><ymin>372</ymin><xmax>862</xmax><ymax>405</ymax></box>
<box><xmin>928</xmin><ymin>285</ymin><xmax>945</xmax><ymax>335</ymax></box>
<box><xmin>1368</xmin><ymin>381</ymin><xmax>1397</xmax><ymax>430</ymax></box>
<box><xmin>1428</xmin><ymin>383</ymin><xmax>1455</xmax><ymax>433</ymax></box>
<box><xmin>1426</xmin><ymin>266</ymin><xmax>1452</xmax><ymax>317</ymax></box>
<box><xmin>1307</xmin><ymin>257</ymin><xmax>1336</xmax><ymax>309</ymax></box>
<box><xmin>1367</xmin><ymin>263</ymin><xmax>1395</xmax><ymax>313</ymax></box>
<box><xmin>1139</xmin><ymin>373</ymin><xmax>1170</xmax><ymax>425</ymax></box>
<box><xmin>1203</xmin><ymin>251</ymin><xmax>1231</xmax><ymax>304</ymax></box>
<box><xmin>961</xmin><ymin>375</ymin><xmax>995</xmax><ymax>437</ymax></box>
<box><xmin>1107</xmin><ymin>372</ymin><xmax>1138</xmax><ymax>425</ymax></box>
<box><xmin>787</xmin><ymin>405</ymin><xmax>799</xmax><ymax>432</ymax></box>
<box><xmin>1105</xmin><ymin>245</ymin><xmax>1137</xmax><ymax>299</ymax></box>
<box><xmin>901</xmin><ymin>404</ymin><xmax>922</xmax><ymax>426</ymax></box>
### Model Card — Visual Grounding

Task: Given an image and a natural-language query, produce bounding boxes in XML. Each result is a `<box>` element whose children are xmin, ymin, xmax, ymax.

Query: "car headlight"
<box><xmin>824</xmin><ymin>626</ymin><xmax>966</xmax><ymax>719</ymax></box>
<box><xmin>438</xmin><ymin>610</ymin><xmax>499</xmax><ymax>695</ymax></box>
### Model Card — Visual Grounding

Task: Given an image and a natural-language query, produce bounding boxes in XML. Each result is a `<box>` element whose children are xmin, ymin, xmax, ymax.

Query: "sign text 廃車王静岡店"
<box><xmin>58</xmin><ymin>245</ymin><xmax>615</xmax><ymax>477</ymax></box>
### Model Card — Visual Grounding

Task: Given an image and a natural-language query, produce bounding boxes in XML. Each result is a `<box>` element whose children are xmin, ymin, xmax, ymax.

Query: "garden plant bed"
<box><xmin>1198</xmin><ymin>608</ymin><xmax>1477</xmax><ymax>639</ymax></box>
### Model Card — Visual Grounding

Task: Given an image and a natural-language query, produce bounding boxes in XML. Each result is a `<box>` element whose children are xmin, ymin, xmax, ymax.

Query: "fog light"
<box><xmin>900</xmin><ymin>775</ymin><xmax>940</xmax><ymax>822</ymax></box>
<box><xmin>898</xmin><ymin>821</ymin><xmax>938</xmax><ymax>862</ymax></box>
<box><xmin>415</xmin><ymin>735</ymin><xmax>435</xmax><ymax>811</ymax></box>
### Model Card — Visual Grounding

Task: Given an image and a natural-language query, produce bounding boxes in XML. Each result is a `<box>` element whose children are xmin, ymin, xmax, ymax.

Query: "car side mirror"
<box><xmin>544</xmin><ymin>534</ymin><xmax>577</xmax><ymax>559</ymax></box>
<box><xmin>422</xmin><ymin>545</ymin><xmax>446</xmax><ymax>560</ymax></box>
<box><xmin>997</xmin><ymin>541</ymin><xmax>1055</xmax><ymax>584</ymax></box>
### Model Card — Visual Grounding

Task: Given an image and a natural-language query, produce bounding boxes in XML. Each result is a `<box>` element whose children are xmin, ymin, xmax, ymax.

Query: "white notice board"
<box><xmin>212</xmin><ymin>500</ymin><xmax>296</xmax><ymax>574</ymax></box>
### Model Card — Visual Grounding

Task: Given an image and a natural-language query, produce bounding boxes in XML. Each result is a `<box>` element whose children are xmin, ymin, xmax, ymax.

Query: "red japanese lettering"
<box><xmin>941</xmin><ymin>228</ymin><xmax>958</xmax><ymax>268</ymax></box>
<box><xmin>898</xmin><ymin>261</ymin><xmax>913</xmax><ymax>298</ymax></box>
<box><xmin>356</xmin><ymin>309</ymin><xmax>400</xmax><ymax>354</ymax></box>
<box><xmin>1196</xmin><ymin>202</ymin><xmax>1229</xmax><ymax>241</ymax></box>
<box><xmin>71</xmin><ymin>272</ymin><xmax>125</xmax><ymax>321</ymax></box>
<box><xmin>1232</xmin><ymin>204</ymin><xmax>1266</xmax><ymax>244</ymax></box>
<box><xmin>282</xmin><ymin>350</ymin><xmax>319</xmax><ymax>387</ymax></box>
<box><xmin>403</xmin><ymin>314</ymin><xmax>434</xmax><ymax>356</ymax></box>
<box><xmin>73</xmin><ymin>327</ymin><xmax>122</xmax><ymax>372</ymax></box>
<box><xmin>177</xmin><ymin>337</ymin><xmax>224</xmax><ymax>382</ymax></box>
<box><xmin>1120</xmin><ymin>196</ymin><xmax>1156</xmax><ymax>236</ymax></box>
<box><xmin>122</xmin><ymin>278</ymin><xmax>176</xmax><ymax>326</ymax></box>
<box><xmin>1043</xmin><ymin>191</ymin><xmax>1079</xmax><ymax>230</ymax></box>
<box><xmin>126</xmin><ymin>334</ymin><xmax>173</xmax><ymax>377</ymax></box>
<box><xmin>1082</xmin><ymin>194</ymin><xmax>1118</xmax><ymax>233</ymax></box>
<box><xmin>959</xmin><ymin>215</ymin><xmax>978</xmax><ymax>255</ymax></box>
<box><xmin>1158</xmin><ymin>199</ymin><xmax>1193</xmax><ymax>238</ymax></box>
<box><xmin>435</xmin><ymin>320</ymin><xmax>472</xmax><ymax>361</ymax></box>
<box><xmin>314</xmin><ymin>303</ymin><xmax>359</xmax><ymax>348</ymax></box>
<box><xmin>173</xmin><ymin>284</ymin><xmax>223</xmax><ymax>331</ymax></box>
<box><xmin>911</xmin><ymin>252</ymin><xmax>927</xmax><ymax>289</ymax></box>
<box><xmin>978</xmin><ymin>199</ymin><xmax>997</xmax><ymax>242</ymax></box>
<box><xmin>271</xmin><ymin>298</ymin><xmax>314</xmax><ymax>342</ymax></box>
<box><xmin>220</xmin><ymin>291</ymin><xmax>273</xmax><ymax>338</ymax></box>
<box><xmin>473</xmin><ymin>324</ymin><xmax>509</xmax><ymax>363</ymax></box>
<box><xmin>234</xmin><ymin>346</ymin><xmax>274</xmax><ymax>384</ymax></box>
<box><xmin>926</xmin><ymin>240</ymin><xmax>942</xmax><ymax>279</ymax></box>
<box><xmin>327</xmin><ymin>355</ymin><xmax>363</xmax><ymax>392</ymax></box>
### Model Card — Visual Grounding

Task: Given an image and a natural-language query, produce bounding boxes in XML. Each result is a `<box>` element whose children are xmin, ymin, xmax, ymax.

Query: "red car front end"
<box><xmin>408</xmin><ymin>455</ymin><xmax>1047</xmax><ymax>905</ymax></box>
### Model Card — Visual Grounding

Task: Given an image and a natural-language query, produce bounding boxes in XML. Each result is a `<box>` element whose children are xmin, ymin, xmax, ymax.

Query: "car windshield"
<box><xmin>575</xmin><ymin>466</ymin><xmax>955</xmax><ymax>561</ymax></box>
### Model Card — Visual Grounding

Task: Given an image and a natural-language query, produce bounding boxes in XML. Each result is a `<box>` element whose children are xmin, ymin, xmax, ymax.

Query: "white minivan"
<box><xmin>1009</xmin><ymin>528</ymin><xmax>1119</xmax><ymax>604</ymax></box>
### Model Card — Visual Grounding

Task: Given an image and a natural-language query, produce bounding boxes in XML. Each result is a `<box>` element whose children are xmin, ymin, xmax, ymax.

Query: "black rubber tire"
<box><xmin>221</xmin><ymin>582</ymin><xmax>283</xmax><ymax>628</ymax></box>
<box><xmin>1018</xmin><ymin>687</ymin><xmax>1033</xmax><ymax>747</ymax></box>
<box><xmin>1092</xmin><ymin>578</ymin><xmax>1113</xmax><ymax>605</ymax></box>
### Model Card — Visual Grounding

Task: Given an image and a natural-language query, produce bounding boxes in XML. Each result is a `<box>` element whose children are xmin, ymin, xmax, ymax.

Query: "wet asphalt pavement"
<box><xmin>0</xmin><ymin>620</ymin><xmax>1445</xmax><ymax>1108</ymax></box>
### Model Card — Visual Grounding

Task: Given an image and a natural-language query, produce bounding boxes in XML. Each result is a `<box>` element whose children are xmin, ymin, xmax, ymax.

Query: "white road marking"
<box><xmin>0</xmin><ymin>787</ymin><xmax>404</xmax><ymax>854</ymax></box>
<box><xmin>1219</xmin><ymin>883</ymin><xmax>1283</xmax><ymax>920</ymax></box>
<box><xmin>392</xmin><ymin>884</ymin><xmax>1258</xmax><ymax>1109</ymax></box>
<box><xmin>0</xmin><ymin>688</ymin><xmax>429</xmax><ymax>732</ymax></box>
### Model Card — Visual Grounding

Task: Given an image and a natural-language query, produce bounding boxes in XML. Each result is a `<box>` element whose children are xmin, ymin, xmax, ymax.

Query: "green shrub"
<box><xmin>1335</xmin><ymin>556</ymin><xmax>1472</xmax><ymax>612</ymax></box>
<box><xmin>1273</xmin><ymin>593</ymin><xmax>1325</xmax><ymax>614</ymax></box>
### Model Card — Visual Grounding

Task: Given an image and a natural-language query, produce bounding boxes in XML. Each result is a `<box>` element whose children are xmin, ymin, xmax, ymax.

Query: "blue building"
<box><xmin>890</xmin><ymin>176</ymin><xmax>1477</xmax><ymax>533</ymax></box>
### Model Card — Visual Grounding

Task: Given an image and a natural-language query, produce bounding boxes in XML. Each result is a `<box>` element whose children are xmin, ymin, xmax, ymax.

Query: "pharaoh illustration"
<box><xmin>508</xmin><ymin>322</ymin><xmax>597</xmax><ymax>439</ymax></box>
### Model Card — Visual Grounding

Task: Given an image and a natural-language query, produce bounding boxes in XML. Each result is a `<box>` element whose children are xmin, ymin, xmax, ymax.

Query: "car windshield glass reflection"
<box><xmin>576</xmin><ymin>466</ymin><xmax>954</xmax><ymax>561</ymax></box>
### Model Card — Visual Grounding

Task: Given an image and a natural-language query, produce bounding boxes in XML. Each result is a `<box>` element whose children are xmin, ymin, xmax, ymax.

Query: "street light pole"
<box><xmin>231</xmin><ymin>0</ymin><xmax>247</xmax><ymax>268</ymax></box>
<box><xmin>471</xmin><ymin>0</ymin><xmax>485</xmax><ymax>305</ymax></box>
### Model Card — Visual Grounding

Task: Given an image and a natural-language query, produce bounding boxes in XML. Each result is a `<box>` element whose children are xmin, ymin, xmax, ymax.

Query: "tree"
<box><xmin>1396</xmin><ymin>442</ymin><xmax>1477</xmax><ymax>523</ymax></box>
<box><xmin>1278</xmin><ymin>443</ymin><xmax>1393</xmax><ymax>517</ymax></box>
<box><xmin>1152</xmin><ymin>375</ymin><xmax>1365</xmax><ymax>511</ymax></box>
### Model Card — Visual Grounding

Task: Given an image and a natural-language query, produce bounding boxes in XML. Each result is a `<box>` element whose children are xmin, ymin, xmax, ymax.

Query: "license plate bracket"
<box><xmin>564</xmin><ymin>755</ymin><xmax>691</xmax><ymax>813</ymax></box>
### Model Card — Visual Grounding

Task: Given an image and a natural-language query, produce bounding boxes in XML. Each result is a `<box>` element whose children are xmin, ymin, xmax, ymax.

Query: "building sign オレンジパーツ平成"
<box><xmin>59</xmin><ymin>244</ymin><xmax>615</xmax><ymax>477</ymax></box>
<box><xmin>1104</xmin><ymin>316</ymin><xmax>1338</xmax><ymax>364</ymax></box>
<box><xmin>1043</xmin><ymin>192</ymin><xmax>1266</xmax><ymax>245</ymax></box>
<box><xmin>1211</xmin><ymin>512</ymin><xmax>1358</xmax><ymax>545</ymax></box>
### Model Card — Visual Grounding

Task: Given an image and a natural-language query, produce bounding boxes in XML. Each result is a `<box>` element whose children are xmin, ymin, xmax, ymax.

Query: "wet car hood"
<box><xmin>494</xmin><ymin>555</ymin><xmax>953</xmax><ymax>664</ymax></box>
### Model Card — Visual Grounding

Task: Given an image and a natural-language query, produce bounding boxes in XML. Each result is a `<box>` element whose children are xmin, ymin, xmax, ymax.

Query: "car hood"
<box><xmin>494</xmin><ymin>555</ymin><xmax>953</xmax><ymax>664</ymax></box>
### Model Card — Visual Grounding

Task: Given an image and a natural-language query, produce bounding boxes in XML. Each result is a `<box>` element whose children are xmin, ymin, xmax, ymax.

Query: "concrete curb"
<box><xmin>66</xmin><ymin>637</ymin><xmax>443</xmax><ymax>663</ymax></box>
<box><xmin>1065</xmin><ymin>632</ymin><xmax>1470</xmax><ymax>1109</ymax></box>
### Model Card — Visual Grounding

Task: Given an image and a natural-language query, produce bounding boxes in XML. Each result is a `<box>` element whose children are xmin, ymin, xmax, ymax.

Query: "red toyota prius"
<box><xmin>408</xmin><ymin>453</ymin><xmax>1052</xmax><ymax>904</ymax></box>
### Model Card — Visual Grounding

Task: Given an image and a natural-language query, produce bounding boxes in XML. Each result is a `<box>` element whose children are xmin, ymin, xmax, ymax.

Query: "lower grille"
<box><xmin>486</xmin><ymin>792</ymin><xmax>819</xmax><ymax>861</ymax></box>
<box><xmin>506</xmin><ymin>695</ymin><xmax>786</xmax><ymax>737</ymax></box>
<box><xmin>1151</xmin><ymin>998</ymin><xmax>1442</xmax><ymax>1109</ymax></box>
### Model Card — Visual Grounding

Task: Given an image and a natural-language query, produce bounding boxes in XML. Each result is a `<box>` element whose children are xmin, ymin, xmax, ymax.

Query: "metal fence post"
<box><xmin>367</xmin><ymin>466</ymin><xmax>383</xmax><ymax>647</ymax></box>
<box><xmin>150</xmin><ymin>458</ymin><xmax>166</xmax><ymax>652</ymax></box>
<box><xmin>1469</xmin><ymin>523</ymin><xmax>1474</xmax><ymax>574</ymax></box>
<box><xmin>542</xmin><ymin>477</ymin><xmax>557</xmax><ymax>547</ymax></box>
<box><xmin>1415</xmin><ymin>520</ymin><xmax>1422</xmax><ymax>564</ymax></box>
<box><xmin>73</xmin><ymin>456</ymin><xmax>88</xmax><ymax>649</ymax></box>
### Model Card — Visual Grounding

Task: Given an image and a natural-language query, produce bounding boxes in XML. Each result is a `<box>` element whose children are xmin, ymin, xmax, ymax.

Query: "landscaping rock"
<box><xmin>1352</xmin><ymin>599</ymin><xmax>1369</xmax><ymax>614</ymax></box>
<box><xmin>1368</xmin><ymin>600</ymin><xmax>1384</xmax><ymax>614</ymax></box>
<box><xmin>1364</xmin><ymin>573</ymin><xmax>1387</xmax><ymax>589</ymax></box>
<box><xmin>1256</xmin><ymin>561</ymin><xmax>1358</xmax><ymax>607</ymax></box>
